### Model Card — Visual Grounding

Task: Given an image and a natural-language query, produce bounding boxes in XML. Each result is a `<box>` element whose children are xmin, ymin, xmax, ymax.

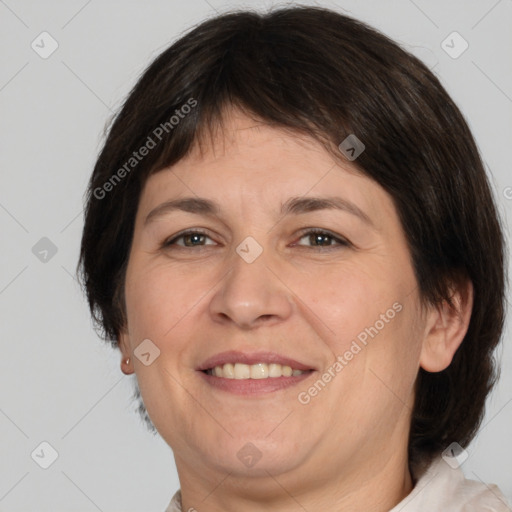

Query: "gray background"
<box><xmin>1</xmin><ymin>0</ymin><xmax>511</xmax><ymax>510</ymax></box>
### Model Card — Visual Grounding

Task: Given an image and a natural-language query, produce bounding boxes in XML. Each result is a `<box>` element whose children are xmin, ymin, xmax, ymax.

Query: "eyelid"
<box><xmin>293</xmin><ymin>227</ymin><xmax>351</xmax><ymax>248</ymax></box>
<box><xmin>161</xmin><ymin>227</ymin><xmax>351</xmax><ymax>250</ymax></box>
<box><xmin>162</xmin><ymin>228</ymin><xmax>216</xmax><ymax>247</ymax></box>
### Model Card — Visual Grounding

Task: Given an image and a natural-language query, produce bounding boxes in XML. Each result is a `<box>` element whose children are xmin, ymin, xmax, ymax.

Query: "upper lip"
<box><xmin>197</xmin><ymin>350</ymin><xmax>315</xmax><ymax>372</ymax></box>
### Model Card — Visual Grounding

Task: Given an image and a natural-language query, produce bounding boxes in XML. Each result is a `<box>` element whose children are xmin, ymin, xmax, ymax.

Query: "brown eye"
<box><xmin>295</xmin><ymin>229</ymin><xmax>349</xmax><ymax>248</ymax></box>
<box><xmin>163</xmin><ymin>230</ymin><xmax>216</xmax><ymax>248</ymax></box>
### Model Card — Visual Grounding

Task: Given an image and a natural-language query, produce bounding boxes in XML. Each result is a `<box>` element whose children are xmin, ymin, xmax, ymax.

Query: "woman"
<box><xmin>78</xmin><ymin>6</ymin><xmax>511</xmax><ymax>511</ymax></box>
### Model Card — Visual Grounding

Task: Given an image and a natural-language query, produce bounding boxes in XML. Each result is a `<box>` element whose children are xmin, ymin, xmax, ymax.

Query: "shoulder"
<box><xmin>391</xmin><ymin>455</ymin><xmax>511</xmax><ymax>511</ymax></box>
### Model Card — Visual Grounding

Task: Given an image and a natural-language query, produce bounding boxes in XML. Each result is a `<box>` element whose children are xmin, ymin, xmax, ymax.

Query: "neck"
<box><xmin>175</xmin><ymin>449</ymin><xmax>414</xmax><ymax>512</ymax></box>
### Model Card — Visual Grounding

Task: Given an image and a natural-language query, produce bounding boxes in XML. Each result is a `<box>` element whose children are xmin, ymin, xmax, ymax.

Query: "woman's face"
<box><xmin>119</xmin><ymin>109</ymin><xmax>430</xmax><ymax>488</ymax></box>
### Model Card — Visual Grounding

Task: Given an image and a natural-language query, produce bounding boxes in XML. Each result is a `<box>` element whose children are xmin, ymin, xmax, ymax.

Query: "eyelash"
<box><xmin>161</xmin><ymin>228</ymin><xmax>350</xmax><ymax>250</ymax></box>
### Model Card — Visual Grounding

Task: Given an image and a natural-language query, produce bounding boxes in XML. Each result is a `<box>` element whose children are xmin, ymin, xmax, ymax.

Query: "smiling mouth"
<box><xmin>204</xmin><ymin>362</ymin><xmax>311</xmax><ymax>379</ymax></box>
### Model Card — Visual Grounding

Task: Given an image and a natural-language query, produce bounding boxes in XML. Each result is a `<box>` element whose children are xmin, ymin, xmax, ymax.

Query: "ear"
<box><xmin>419</xmin><ymin>278</ymin><xmax>474</xmax><ymax>372</ymax></box>
<box><xmin>118</xmin><ymin>328</ymin><xmax>135</xmax><ymax>375</ymax></box>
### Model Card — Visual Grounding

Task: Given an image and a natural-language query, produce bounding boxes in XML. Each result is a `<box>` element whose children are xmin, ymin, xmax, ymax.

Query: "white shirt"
<box><xmin>165</xmin><ymin>455</ymin><xmax>511</xmax><ymax>511</ymax></box>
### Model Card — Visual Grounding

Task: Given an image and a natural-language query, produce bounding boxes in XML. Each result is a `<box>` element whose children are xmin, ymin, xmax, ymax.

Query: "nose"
<box><xmin>208</xmin><ymin>247</ymin><xmax>293</xmax><ymax>329</ymax></box>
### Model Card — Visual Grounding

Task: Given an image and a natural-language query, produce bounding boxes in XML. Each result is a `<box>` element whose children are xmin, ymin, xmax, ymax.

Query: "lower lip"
<box><xmin>197</xmin><ymin>370</ymin><xmax>314</xmax><ymax>395</ymax></box>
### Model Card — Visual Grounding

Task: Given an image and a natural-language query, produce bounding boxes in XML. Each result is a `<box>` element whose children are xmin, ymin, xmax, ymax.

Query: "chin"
<box><xmin>200</xmin><ymin>433</ymin><xmax>306</xmax><ymax>476</ymax></box>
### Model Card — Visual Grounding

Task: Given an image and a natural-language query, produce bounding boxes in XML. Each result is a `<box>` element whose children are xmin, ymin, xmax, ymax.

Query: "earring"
<box><xmin>125</xmin><ymin>357</ymin><xmax>130</xmax><ymax>365</ymax></box>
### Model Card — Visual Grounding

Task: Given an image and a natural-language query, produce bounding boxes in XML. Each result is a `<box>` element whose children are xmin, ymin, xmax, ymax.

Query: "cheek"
<box><xmin>295</xmin><ymin>262</ymin><xmax>421</xmax><ymax>402</ymax></box>
<box><xmin>292</xmin><ymin>263</ymin><xmax>401</xmax><ymax>346</ymax></box>
<box><xmin>124</xmin><ymin>259</ymin><xmax>212</xmax><ymax>339</ymax></box>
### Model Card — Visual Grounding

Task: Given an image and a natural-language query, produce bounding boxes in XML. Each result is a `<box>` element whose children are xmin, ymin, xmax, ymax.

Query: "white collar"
<box><xmin>165</xmin><ymin>455</ymin><xmax>511</xmax><ymax>511</ymax></box>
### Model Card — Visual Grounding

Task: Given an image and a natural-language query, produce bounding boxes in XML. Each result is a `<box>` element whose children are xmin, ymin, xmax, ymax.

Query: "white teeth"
<box><xmin>223</xmin><ymin>363</ymin><xmax>234</xmax><ymax>379</ymax></box>
<box><xmin>234</xmin><ymin>363</ymin><xmax>250</xmax><ymax>379</ymax></box>
<box><xmin>250</xmin><ymin>363</ymin><xmax>268</xmax><ymax>379</ymax></box>
<box><xmin>268</xmin><ymin>363</ymin><xmax>282</xmax><ymax>378</ymax></box>
<box><xmin>282</xmin><ymin>365</ymin><xmax>293</xmax><ymax>377</ymax></box>
<box><xmin>207</xmin><ymin>362</ymin><xmax>306</xmax><ymax>379</ymax></box>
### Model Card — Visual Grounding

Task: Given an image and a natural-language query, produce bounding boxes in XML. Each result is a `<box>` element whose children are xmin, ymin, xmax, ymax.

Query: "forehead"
<box><xmin>183</xmin><ymin>108</ymin><xmax>336</xmax><ymax>170</ymax></box>
<box><xmin>138</xmin><ymin>109</ymin><xmax>396</xmax><ymax>229</ymax></box>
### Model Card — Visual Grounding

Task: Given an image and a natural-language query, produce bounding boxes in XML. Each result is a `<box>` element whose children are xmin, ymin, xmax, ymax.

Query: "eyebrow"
<box><xmin>144</xmin><ymin>195</ymin><xmax>375</xmax><ymax>227</ymax></box>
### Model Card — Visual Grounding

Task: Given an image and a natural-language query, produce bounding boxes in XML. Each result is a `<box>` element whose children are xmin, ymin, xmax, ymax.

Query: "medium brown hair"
<box><xmin>77</xmin><ymin>6</ymin><xmax>507</xmax><ymax>474</ymax></box>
